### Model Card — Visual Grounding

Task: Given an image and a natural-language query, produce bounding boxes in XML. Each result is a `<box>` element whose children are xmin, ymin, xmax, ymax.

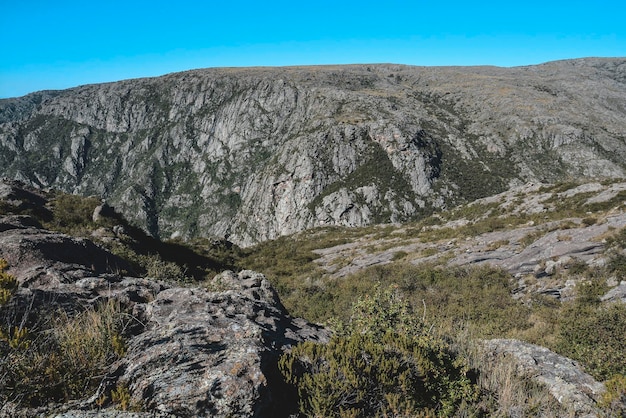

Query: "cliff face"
<box><xmin>1</xmin><ymin>58</ymin><xmax>625</xmax><ymax>245</ymax></box>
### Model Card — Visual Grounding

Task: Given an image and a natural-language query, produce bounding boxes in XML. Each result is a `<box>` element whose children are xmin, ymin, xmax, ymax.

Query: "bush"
<box><xmin>601</xmin><ymin>374</ymin><xmax>626</xmax><ymax>416</ymax></box>
<box><xmin>279</xmin><ymin>286</ymin><xmax>478</xmax><ymax>417</ymax></box>
<box><xmin>556</xmin><ymin>301</ymin><xmax>626</xmax><ymax>381</ymax></box>
<box><xmin>45</xmin><ymin>193</ymin><xmax>103</xmax><ymax>234</ymax></box>
<box><xmin>552</xmin><ymin>279</ymin><xmax>626</xmax><ymax>382</ymax></box>
<box><xmin>141</xmin><ymin>254</ymin><xmax>190</xmax><ymax>282</ymax></box>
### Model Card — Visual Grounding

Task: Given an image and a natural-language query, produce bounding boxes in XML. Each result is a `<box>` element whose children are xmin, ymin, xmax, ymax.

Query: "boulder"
<box><xmin>110</xmin><ymin>270</ymin><xmax>329</xmax><ymax>417</ymax></box>
<box><xmin>601</xmin><ymin>280</ymin><xmax>626</xmax><ymax>303</ymax></box>
<box><xmin>482</xmin><ymin>339</ymin><xmax>605</xmax><ymax>417</ymax></box>
<box><xmin>0</xmin><ymin>215</ymin><xmax>133</xmax><ymax>288</ymax></box>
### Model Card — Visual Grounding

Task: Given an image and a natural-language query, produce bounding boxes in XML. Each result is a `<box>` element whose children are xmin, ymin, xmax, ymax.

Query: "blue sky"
<box><xmin>1</xmin><ymin>0</ymin><xmax>624</xmax><ymax>98</ymax></box>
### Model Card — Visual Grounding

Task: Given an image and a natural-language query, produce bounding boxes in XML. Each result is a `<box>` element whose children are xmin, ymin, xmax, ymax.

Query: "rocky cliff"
<box><xmin>1</xmin><ymin>58</ymin><xmax>625</xmax><ymax>245</ymax></box>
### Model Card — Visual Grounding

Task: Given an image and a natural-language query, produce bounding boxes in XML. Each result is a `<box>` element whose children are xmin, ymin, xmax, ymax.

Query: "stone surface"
<box><xmin>601</xmin><ymin>280</ymin><xmax>626</xmax><ymax>303</ymax></box>
<box><xmin>0</xmin><ymin>215</ymin><xmax>132</xmax><ymax>288</ymax></box>
<box><xmin>111</xmin><ymin>270</ymin><xmax>329</xmax><ymax>417</ymax></box>
<box><xmin>1</xmin><ymin>59</ymin><xmax>625</xmax><ymax>246</ymax></box>
<box><xmin>482</xmin><ymin>339</ymin><xmax>605</xmax><ymax>417</ymax></box>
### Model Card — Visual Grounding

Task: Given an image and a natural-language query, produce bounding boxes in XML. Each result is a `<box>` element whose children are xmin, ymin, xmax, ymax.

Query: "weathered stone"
<box><xmin>0</xmin><ymin>214</ymin><xmax>42</xmax><ymax>232</ymax></box>
<box><xmin>601</xmin><ymin>280</ymin><xmax>626</xmax><ymax>303</ymax></box>
<box><xmin>110</xmin><ymin>270</ymin><xmax>329</xmax><ymax>418</ymax></box>
<box><xmin>92</xmin><ymin>201</ymin><xmax>113</xmax><ymax>223</ymax></box>
<box><xmin>0</xmin><ymin>179</ymin><xmax>47</xmax><ymax>209</ymax></box>
<box><xmin>0</xmin><ymin>220</ymin><xmax>132</xmax><ymax>287</ymax></box>
<box><xmin>482</xmin><ymin>339</ymin><xmax>605</xmax><ymax>417</ymax></box>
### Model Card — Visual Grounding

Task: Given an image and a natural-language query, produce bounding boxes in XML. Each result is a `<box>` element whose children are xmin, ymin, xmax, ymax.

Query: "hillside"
<box><xmin>1</xmin><ymin>58</ymin><xmax>625</xmax><ymax>246</ymax></box>
<box><xmin>1</xmin><ymin>179</ymin><xmax>625</xmax><ymax>416</ymax></box>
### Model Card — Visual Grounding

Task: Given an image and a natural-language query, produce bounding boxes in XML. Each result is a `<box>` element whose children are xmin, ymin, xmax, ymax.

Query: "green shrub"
<box><xmin>552</xmin><ymin>279</ymin><xmax>626</xmax><ymax>381</ymax></box>
<box><xmin>334</xmin><ymin>263</ymin><xmax>531</xmax><ymax>338</ymax></box>
<box><xmin>581</xmin><ymin>216</ymin><xmax>597</xmax><ymax>226</ymax></box>
<box><xmin>279</xmin><ymin>286</ymin><xmax>478</xmax><ymax>417</ymax></box>
<box><xmin>109</xmin><ymin>383</ymin><xmax>142</xmax><ymax>412</ymax></box>
<box><xmin>141</xmin><ymin>254</ymin><xmax>190</xmax><ymax>282</ymax></box>
<box><xmin>45</xmin><ymin>193</ymin><xmax>103</xmax><ymax>234</ymax></box>
<box><xmin>600</xmin><ymin>374</ymin><xmax>626</xmax><ymax>416</ymax></box>
<box><xmin>608</xmin><ymin>254</ymin><xmax>626</xmax><ymax>276</ymax></box>
<box><xmin>606</xmin><ymin>227</ymin><xmax>626</xmax><ymax>276</ymax></box>
<box><xmin>391</xmin><ymin>250</ymin><xmax>408</xmax><ymax>261</ymax></box>
<box><xmin>556</xmin><ymin>302</ymin><xmax>626</xmax><ymax>380</ymax></box>
<box><xmin>0</xmin><ymin>326</ymin><xmax>30</xmax><ymax>350</ymax></box>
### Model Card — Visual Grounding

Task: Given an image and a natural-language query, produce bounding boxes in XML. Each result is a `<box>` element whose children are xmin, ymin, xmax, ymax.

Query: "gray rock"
<box><xmin>0</xmin><ymin>179</ymin><xmax>51</xmax><ymax>220</ymax></box>
<box><xmin>601</xmin><ymin>281</ymin><xmax>626</xmax><ymax>303</ymax></box>
<box><xmin>482</xmin><ymin>339</ymin><xmax>605</xmax><ymax>417</ymax></box>
<box><xmin>111</xmin><ymin>270</ymin><xmax>329</xmax><ymax>417</ymax></box>
<box><xmin>0</xmin><ymin>214</ymin><xmax>42</xmax><ymax>232</ymax></box>
<box><xmin>92</xmin><ymin>201</ymin><xmax>113</xmax><ymax>223</ymax></box>
<box><xmin>0</xmin><ymin>219</ymin><xmax>132</xmax><ymax>288</ymax></box>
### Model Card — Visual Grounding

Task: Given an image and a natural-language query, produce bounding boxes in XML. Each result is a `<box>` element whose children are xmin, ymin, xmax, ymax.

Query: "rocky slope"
<box><xmin>1</xmin><ymin>58</ymin><xmax>625</xmax><ymax>245</ymax></box>
<box><xmin>1</xmin><ymin>181</ymin><xmax>622</xmax><ymax>416</ymax></box>
<box><xmin>311</xmin><ymin>180</ymin><xmax>626</xmax><ymax>302</ymax></box>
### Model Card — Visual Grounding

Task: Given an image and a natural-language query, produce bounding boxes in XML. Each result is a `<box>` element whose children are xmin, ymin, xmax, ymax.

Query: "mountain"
<box><xmin>1</xmin><ymin>58</ymin><xmax>625</xmax><ymax>246</ymax></box>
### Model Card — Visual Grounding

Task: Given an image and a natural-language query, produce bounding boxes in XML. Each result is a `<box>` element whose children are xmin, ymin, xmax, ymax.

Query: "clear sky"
<box><xmin>1</xmin><ymin>0</ymin><xmax>624</xmax><ymax>98</ymax></box>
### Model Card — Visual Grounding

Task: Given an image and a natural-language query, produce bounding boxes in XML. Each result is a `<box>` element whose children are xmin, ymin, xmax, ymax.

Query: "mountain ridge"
<box><xmin>1</xmin><ymin>58</ymin><xmax>625</xmax><ymax>246</ymax></box>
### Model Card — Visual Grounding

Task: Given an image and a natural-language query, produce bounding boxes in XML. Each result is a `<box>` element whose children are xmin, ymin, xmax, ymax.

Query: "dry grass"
<box><xmin>0</xmin><ymin>299</ymin><xmax>135</xmax><ymax>407</ymax></box>
<box><xmin>55</xmin><ymin>299</ymin><xmax>128</xmax><ymax>366</ymax></box>
<box><xmin>486</xmin><ymin>239</ymin><xmax>509</xmax><ymax>251</ymax></box>
<box><xmin>450</xmin><ymin>328</ymin><xmax>572</xmax><ymax>417</ymax></box>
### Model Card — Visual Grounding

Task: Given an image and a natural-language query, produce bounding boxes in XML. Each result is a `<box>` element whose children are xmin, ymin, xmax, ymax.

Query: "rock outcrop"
<box><xmin>482</xmin><ymin>339</ymin><xmax>606</xmax><ymax>417</ymax></box>
<box><xmin>0</xmin><ymin>215</ymin><xmax>132</xmax><ymax>288</ymax></box>
<box><xmin>1</xmin><ymin>59</ymin><xmax>625</xmax><ymax>246</ymax></box>
<box><xmin>109</xmin><ymin>270</ymin><xmax>329</xmax><ymax>417</ymax></box>
<box><xmin>0</xmin><ymin>214</ymin><xmax>329</xmax><ymax>417</ymax></box>
<box><xmin>313</xmin><ymin>180</ymin><xmax>626</xmax><ymax>301</ymax></box>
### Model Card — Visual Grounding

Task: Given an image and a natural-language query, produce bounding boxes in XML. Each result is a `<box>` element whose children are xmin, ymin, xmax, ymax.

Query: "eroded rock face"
<box><xmin>2</xmin><ymin>59</ymin><xmax>625</xmax><ymax>246</ymax></box>
<box><xmin>482</xmin><ymin>339</ymin><xmax>605</xmax><ymax>417</ymax></box>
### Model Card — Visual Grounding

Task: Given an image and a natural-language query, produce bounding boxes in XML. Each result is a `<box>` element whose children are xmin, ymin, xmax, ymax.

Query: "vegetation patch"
<box><xmin>279</xmin><ymin>286</ymin><xmax>479</xmax><ymax>417</ymax></box>
<box><xmin>0</xmin><ymin>295</ymin><xmax>134</xmax><ymax>407</ymax></box>
<box><xmin>0</xmin><ymin>259</ymin><xmax>17</xmax><ymax>305</ymax></box>
<box><xmin>555</xmin><ymin>283</ymin><xmax>626</xmax><ymax>380</ymax></box>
